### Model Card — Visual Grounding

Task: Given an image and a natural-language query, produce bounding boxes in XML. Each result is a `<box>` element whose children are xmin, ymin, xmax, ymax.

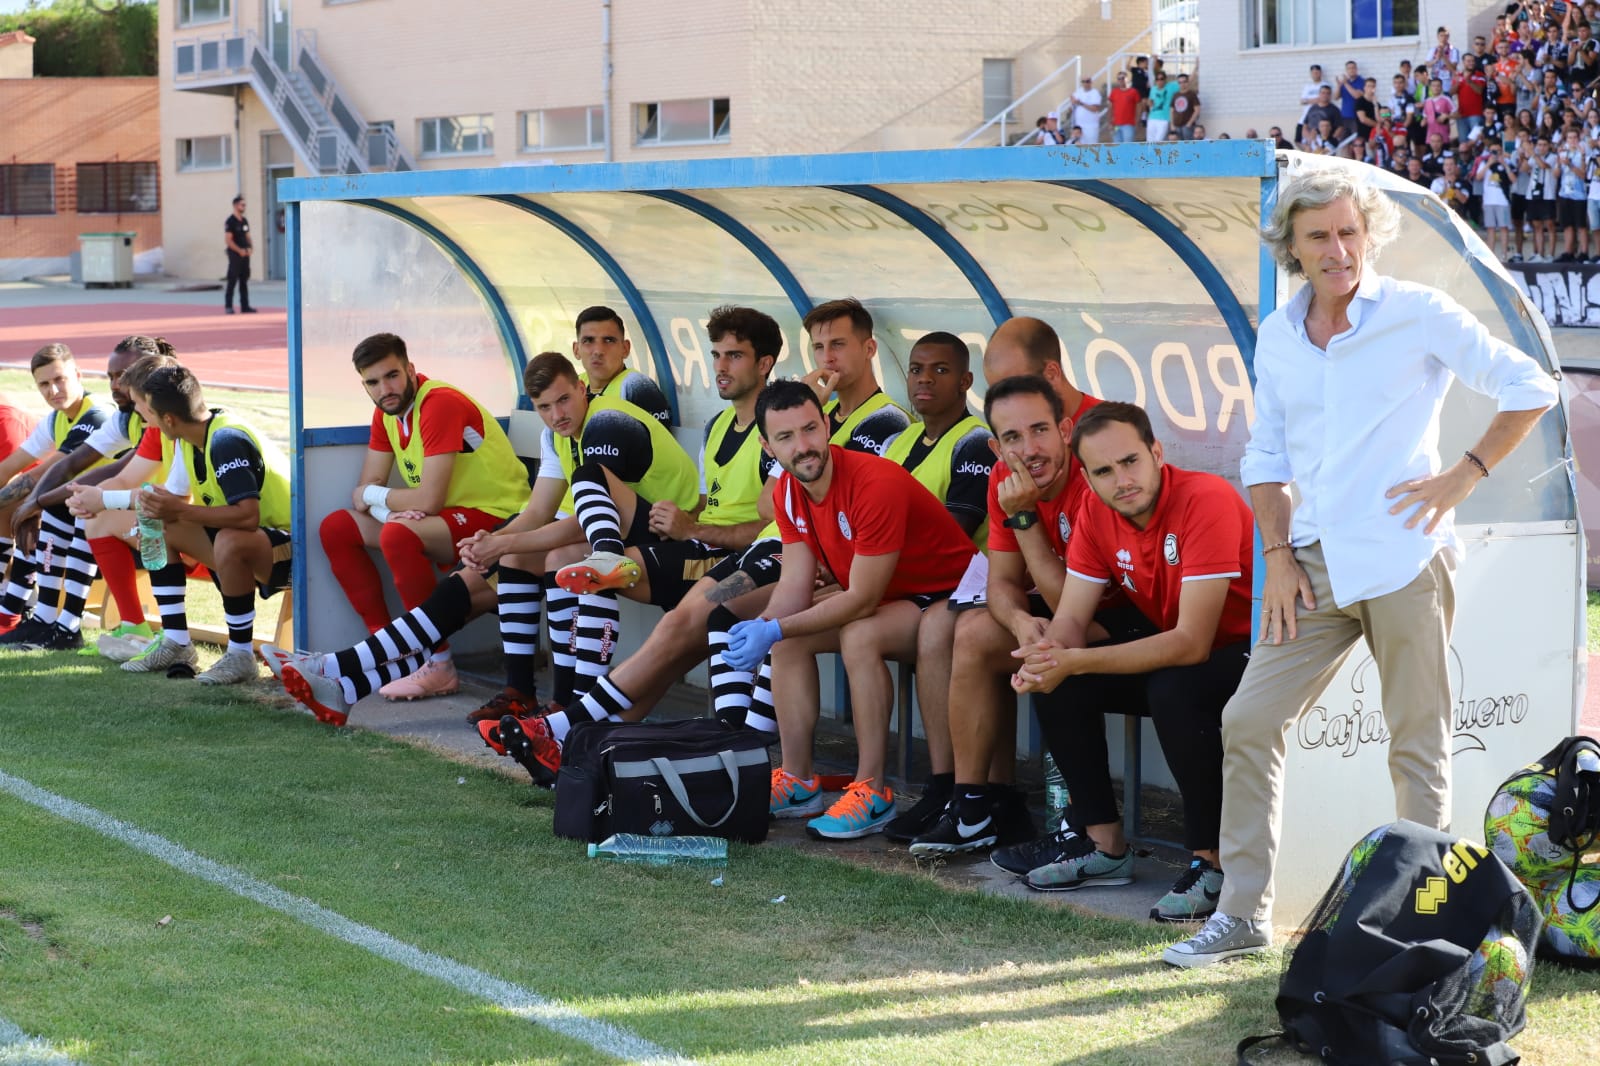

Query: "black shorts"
<box><xmin>905</xmin><ymin>591</ymin><xmax>952</xmax><ymax>611</ymax></box>
<box><xmin>1559</xmin><ymin>197</ymin><xmax>1588</xmax><ymax>229</ymax></box>
<box><xmin>1529</xmin><ymin>197</ymin><xmax>1557</xmax><ymax>222</ymax></box>
<box><xmin>1020</xmin><ymin>593</ymin><xmax>1154</xmax><ymax>638</ymax></box>
<box><xmin>1510</xmin><ymin>192</ymin><xmax>1527</xmax><ymax>226</ymax></box>
<box><xmin>203</xmin><ymin>525</ymin><xmax>293</xmax><ymax>598</ymax></box>
<box><xmin>639</xmin><ymin>539</ymin><xmax>732</xmax><ymax>608</ymax></box>
<box><xmin>705</xmin><ymin>537</ymin><xmax>784</xmax><ymax>589</ymax></box>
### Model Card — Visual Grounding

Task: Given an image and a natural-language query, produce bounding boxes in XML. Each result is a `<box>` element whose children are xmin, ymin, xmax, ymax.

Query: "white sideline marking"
<box><xmin>0</xmin><ymin>770</ymin><xmax>694</xmax><ymax>1065</ymax></box>
<box><xmin>0</xmin><ymin>1016</ymin><xmax>82</xmax><ymax>1065</ymax></box>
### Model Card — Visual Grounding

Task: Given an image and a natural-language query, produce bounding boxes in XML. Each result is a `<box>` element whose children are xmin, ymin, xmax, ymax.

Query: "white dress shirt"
<box><xmin>1242</xmin><ymin>270</ymin><xmax>1559</xmax><ymax>607</ymax></box>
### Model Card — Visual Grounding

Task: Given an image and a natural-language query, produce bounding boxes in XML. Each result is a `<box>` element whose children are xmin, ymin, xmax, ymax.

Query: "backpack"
<box><xmin>1237</xmin><ymin>820</ymin><xmax>1542</xmax><ymax>1066</ymax></box>
<box><xmin>551</xmin><ymin>718</ymin><xmax>775</xmax><ymax>845</ymax></box>
<box><xmin>1485</xmin><ymin>736</ymin><xmax>1600</xmax><ymax>968</ymax></box>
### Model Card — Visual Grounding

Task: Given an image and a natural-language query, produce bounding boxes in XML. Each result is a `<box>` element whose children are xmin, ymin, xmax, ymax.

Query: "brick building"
<box><xmin>0</xmin><ymin>32</ymin><xmax>161</xmax><ymax>281</ymax></box>
<box><xmin>161</xmin><ymin>0</ymin><xmax>1156</xmax><ymax>281</ymax></box>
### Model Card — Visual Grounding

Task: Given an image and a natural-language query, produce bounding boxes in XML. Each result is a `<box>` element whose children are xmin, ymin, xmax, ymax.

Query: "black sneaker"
<box><xmin>0</xmin><ymin>616</ymin><xmax>50</xmax><ymax>649</ymax></box>
<box><xmin>995</xmin><ymin>789</ymin><xmax>1039</xmax><ymax>846</ymax></box>
<box><xmin>909</xmin><ymin>806</ymin><xmax>998</xmax><ymax>856</ymax></box>
<box><xmin>883</xmin><ymin>779</ymin><xmax>954</xmax><ymax>842</ymax></box>
<box><xmin>991</xmin><ymin>826</ymin><xmax>1093</xmax><ymax>876</ymax></box>
<box><xmin>24</xmin><ymin>624</ymin><xmax>84</xmax><ymax>652</ymax></box>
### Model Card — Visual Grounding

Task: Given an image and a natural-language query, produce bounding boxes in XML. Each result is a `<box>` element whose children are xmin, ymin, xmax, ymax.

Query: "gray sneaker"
<box><xmin>260</xmin><ymin>643</ymin><xmax>322</xmax><ymax>681</ymax></box>
<box><xmin>1150</xmin><ymin>858</ymin><xmax>1224</xmax><ymax>922</ymax></box>
<box><xmin>121</xmin><ymin>636</ymin><xmax>198</xmax><ymax>673</ymax></box>
<box><xmin>197</xmin><ymin>647</ymin><xmax>261</xmax><ymax>686</ymax></box>
<box><xmin>1161</xmin><ymin>912</ymin><xmax>1272</xmax><ymax>968</ymax></box>
<box><xmin>1024</xmin><ymin>834</ymin><xmax>1134</xmax><ymax>891</ymax></box>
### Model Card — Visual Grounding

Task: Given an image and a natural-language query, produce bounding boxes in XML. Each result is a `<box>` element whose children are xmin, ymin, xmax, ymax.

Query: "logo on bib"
<box><xmin>1116</xmin><ymin>548</ymin><xmax>1133</xmax><ymax>571</ymax></box>
<box><xmin>1164</xmin><ymin>533</ymin><xmax>1180</xmax><ymax>566</ymax></box>
<box><xmin>838</xmin><ymin>512</ymin><xmax>853</xmax><ymax>540</ymax></box>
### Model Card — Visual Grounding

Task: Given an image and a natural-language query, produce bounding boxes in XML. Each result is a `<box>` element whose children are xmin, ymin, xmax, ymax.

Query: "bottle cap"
<box><xmin>587</xmin><ymin>843</ymin><xmax>598</xmax><ymax>858</ymax></box>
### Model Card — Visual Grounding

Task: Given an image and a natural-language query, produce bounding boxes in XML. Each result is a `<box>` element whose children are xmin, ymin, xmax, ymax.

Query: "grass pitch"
<box><xmin>1</xmin><ymin>653</ymin><xmax>1597</xmax><ymax>1065</ymax></box>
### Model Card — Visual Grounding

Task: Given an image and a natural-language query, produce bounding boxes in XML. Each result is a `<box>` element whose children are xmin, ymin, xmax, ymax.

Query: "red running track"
<box><xmin>0</xmin><ymin>303</ymin><xmax>287</xmax><ymax>391</ymax></box>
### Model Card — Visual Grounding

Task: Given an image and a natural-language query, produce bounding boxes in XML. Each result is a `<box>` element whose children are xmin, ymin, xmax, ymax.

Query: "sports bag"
<box><xmin>552</xmin><ymin>718</ymin><xmax>775</xmax><ymax>844</ymax></box>
<box><xmin>1237</xmin><ymin>820</ymin><xmax>1541</xmax><ymax>1066</ymax></box>
<box><xmin>1485</xmin><ymin>735</ymin><xmax>1600</xmax><ymax>968</ymax></box>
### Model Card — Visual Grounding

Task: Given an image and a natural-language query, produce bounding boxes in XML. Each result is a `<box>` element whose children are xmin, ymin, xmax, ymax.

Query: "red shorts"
<box><xmin>440</xmin><ymin>507</ymin><xmax>506</xmax><ymax>555</ymax></box>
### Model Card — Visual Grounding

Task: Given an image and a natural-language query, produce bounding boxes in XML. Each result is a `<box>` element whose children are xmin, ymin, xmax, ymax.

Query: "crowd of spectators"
<box><xmin>1290</xmin><ymin>4</ymin><xmax>1600</xmax><ymax>263</ymax></box>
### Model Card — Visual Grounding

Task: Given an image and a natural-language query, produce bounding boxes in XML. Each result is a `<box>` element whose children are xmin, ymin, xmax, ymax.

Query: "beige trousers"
<box><xmin>1216</xmin><ymin>542</ymin><xmax>1457</xmax><ymax>923</ymax></box>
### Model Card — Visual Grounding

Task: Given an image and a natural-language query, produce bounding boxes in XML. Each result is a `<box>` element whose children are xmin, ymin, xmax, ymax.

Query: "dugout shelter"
<box><xmin>279</xmin><ymin>144</ymin><xmax>1581</xmax><ymax>924</ymax></box>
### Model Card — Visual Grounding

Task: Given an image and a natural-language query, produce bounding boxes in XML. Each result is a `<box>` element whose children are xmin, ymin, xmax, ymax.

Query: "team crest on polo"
<box><xmin>838</xmin><ymin>512</ymin><xmax>853</xmax><ymax>540</ymax></box>
<box><xmin>1058</xmin><ymin>512</ymin><xmax>1071</xmax><ymax>542</ymax></box>
<box><xmin>1164</xmin><ymin>533</ymin><xmax>1180</xmax><ymax>566</ymax></box>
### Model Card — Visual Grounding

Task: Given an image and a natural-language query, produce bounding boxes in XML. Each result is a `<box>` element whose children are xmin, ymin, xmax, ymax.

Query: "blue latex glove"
<box><xmin>724</xmin><ymin>617</ymin><xmax>784</xmax><ymax>673</ymax></box>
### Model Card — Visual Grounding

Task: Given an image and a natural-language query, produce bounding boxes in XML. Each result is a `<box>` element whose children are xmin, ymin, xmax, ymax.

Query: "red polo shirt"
<box><xmin>1064</xmin><ymin>465</ymin><xmax>1254</xmax><ymax>649</ymax></box>
<box><xmin>774</xmin><ymin>446</ymin><xmax>974</xmax><ymax>600</ymax></box>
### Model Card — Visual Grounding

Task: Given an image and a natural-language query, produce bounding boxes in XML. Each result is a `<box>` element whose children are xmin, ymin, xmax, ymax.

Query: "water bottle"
<box><xmin>1043</xmin><ymin>751</ymin><xmax>1070</xmax><ymax>832</ymax></box>
<box><xmin>587</xmin><ymin>833</ymin><xmax>727</xmax><ymax>868</ymax></box>
<box><xmin>136</xmin><ymin>482</ymin><xmax>168</xmax><ymax>570</ymax></box>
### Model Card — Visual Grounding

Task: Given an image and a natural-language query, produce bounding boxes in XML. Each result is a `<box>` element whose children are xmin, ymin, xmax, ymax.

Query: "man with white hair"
<box><xmin>1164</xmin><ymin>169</ymin><xmax>1560</xmax><ymax>968</ymax></box>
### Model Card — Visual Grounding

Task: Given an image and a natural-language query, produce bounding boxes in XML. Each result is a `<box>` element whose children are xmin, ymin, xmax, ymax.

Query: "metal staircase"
<box><xmin>173</xmin><ymin>28</ymin><xmax>412</xmax><ymax>175</ymax></box>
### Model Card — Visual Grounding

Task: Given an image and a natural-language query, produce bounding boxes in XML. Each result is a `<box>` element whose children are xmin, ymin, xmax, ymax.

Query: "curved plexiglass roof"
<box><xmin>282</xmin><ymin>144</ymin><xmax>1573</xmax><ymax>524</ymax></box>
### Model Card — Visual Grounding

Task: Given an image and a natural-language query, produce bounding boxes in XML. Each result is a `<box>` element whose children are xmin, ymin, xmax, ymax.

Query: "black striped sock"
<box><xmin>571</xmin><ymin>462</ymin><xmax>625</xmax><ymax>555</ymax></box>
<box><xmin>339</xmin><ymin>574</ymin><xmax>471</xmax><ymax>677</ymax></box>
<box><xmin>53</xmin><ymin>520</ymin><xmax>99</xmax><ymax>633</ymax></box>
<box><xmin>571</xmin><ymin>590</ymin><xmax>619</xmax><ymax>700</ymax></box>
<box><xmin>222</xmin><ymin>591</ymin><xmax>255</xmax><ymax>652</ymax></box>
<box><xmin>0</xmin><ymin>535</ymin><xmax>33</xmax><ymax>616</ymax></box>
<box><xmin>545</xmin><ymin>583</ymin><xmax>578</xmax><ymax>706</ymax></box>
<box><xmin>151</xmin><ymin>562</ymin><xmax>190</xmax><ymax>644</ymax></box>
<box><xmin>706</xmin><ymin>605</ymin><xmax>755</xmax><ymax>727</ymax></box>
<box><xmin>497</xmin><ymin>567</ymin><xmax>542</xmax><ymax>699</ymax></box>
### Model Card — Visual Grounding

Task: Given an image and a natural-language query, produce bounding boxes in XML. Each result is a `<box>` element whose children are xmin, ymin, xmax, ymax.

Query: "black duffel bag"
<box><xmin>552</xmin><ymin>718</ymin><xmax>776</xmax><ymax>844</ymax></box>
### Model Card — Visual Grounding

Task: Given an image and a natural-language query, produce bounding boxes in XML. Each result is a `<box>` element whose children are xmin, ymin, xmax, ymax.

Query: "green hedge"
<box><xmin>0</xmin><ymin>1</ymin><xmax>157</xmax><ymax>77</ymax></box>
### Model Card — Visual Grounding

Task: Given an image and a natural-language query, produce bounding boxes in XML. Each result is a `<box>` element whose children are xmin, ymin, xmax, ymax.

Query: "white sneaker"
<box><xmin>1161</xmin><ymin>912</ymin><xmax>1272</xmax><ymax>968</ymax></box>
<box><xmin>260</xmin><ymin>643</ymin><xmax>323</xmax><ymax>681</ymax></box>
<box><xmin>197</xmin><ymin>647</ymin><xmax>261</xmax><ymax>686</ymax></box>
<box><xmin>377</xmin><ymin>658</ymin><xmax>460</xmax><ymax>701</ymax></box>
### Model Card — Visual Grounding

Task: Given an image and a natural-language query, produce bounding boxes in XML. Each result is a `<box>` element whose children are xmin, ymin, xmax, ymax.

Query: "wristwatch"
<box><xmin>1003</xmin><ymin>510</ymin><xmax>1040</xmax><ymax>531</ymax></box>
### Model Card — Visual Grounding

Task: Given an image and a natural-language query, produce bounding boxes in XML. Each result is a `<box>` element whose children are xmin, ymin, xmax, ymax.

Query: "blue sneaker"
<box><xmin>770</xmin><ymin>767</ymin><xmax>824</xmax><ymax>818</ymax></box>
<box><xmin>806</xmin><ymin>780</ymin><xmax>896</xmax><ymax>840</ymax></box>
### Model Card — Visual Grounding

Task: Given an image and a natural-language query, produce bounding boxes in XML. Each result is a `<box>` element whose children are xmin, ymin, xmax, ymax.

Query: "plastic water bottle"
<box><xmin>136</xmin><ymin>482</ymin><xmax>167</xmax><ymax>570</ymax></box>
<box><xmin>587</xmin><ymin>833</ymin><xmax>727</xmax><ymax>868</ymax></box>
<box><xmin>1043</xmin><ymin>752</ymin><xmax>1070</xmax><ymax>832</ymax></box>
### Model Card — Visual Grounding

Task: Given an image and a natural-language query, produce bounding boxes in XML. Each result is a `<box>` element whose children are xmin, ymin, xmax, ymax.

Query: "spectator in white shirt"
<box><xmin>1164</xmin><ymin>168</ymin><xmax>1559</xmax><ymax>971</ymax></box>
<box><xmin>1298</xmin><ymin>63</ymin><xmax>1331</xmax><ymax>144</ymax></box>
<box><xmin>1071</xmin><ymin>77</ymin><xmax>1105</xmax><ymax>143</ymax></box>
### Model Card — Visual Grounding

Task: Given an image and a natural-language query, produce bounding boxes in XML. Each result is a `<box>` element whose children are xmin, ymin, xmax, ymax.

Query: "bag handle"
<box><xmin>651</xmin><ymin>750</ymin><xmax>741</xmax><ymax>829</ymax></box>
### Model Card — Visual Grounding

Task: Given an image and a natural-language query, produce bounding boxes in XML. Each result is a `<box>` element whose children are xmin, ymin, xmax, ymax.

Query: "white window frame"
<box><xmin>634</xmin><ymin>97</ymin><xmax>731</xmax><ymax>147</ymax></box>
<box><xmin>177</xmin><ymin>0</ymin><xmax>231</xmax><ymax>28</ymax></box>
<box><xmin>519</xmin><ymin>106</ymin><xmax>607</xmax><ymax>153</ymax></box>
<box><xmin>176</xmin><ymin>135</ymin><xmax>233</xmax><ymax>173</ymax></box>
<box><xmin>418</xmin><ymin>114</ymin><xmax>495</xmax><ymax>159</ymax></box>
<box><xmin>1241</xmin><ymin>0</ymin><xmax>1420</xmax><ymax>49</ymax></box>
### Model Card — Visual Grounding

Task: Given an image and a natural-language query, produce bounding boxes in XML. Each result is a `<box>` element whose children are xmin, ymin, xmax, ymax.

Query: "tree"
<box><xmin>0</xmin><ymin>0</ymin><xmax>157</xmax><ymax>76</ymax></box>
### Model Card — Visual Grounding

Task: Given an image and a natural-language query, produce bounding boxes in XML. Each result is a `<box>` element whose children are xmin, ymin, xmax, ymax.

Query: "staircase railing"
<box><xmin>292</xmin><ymin>30</ymin><xmax>413</xmax><ymax>172</ymax></box>
<box><xmin>955</xmin><ymin>55</ymin><xmax>1082</xmax><ymax>148</ymax></box>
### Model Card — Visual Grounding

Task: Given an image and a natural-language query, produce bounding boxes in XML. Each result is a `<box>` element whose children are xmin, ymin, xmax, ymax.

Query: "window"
<box><xmin>1243</xmin><ymin>0</ymin><xmax>1418</xmax><ymax>46</ymax></box>
<box><xmin>0</xmin><ymin>164</ymin><xmax>54</xmax><ymax>216</ymax></box>
<box><xmin>982</xmin><ymin>59</ymin><xmax>1015</xmax><ymax>121</ymax></box>
<box><xmin>419</xmin><ymin>114</ymin><xmax>494</xmax><ymax>157</ymax></box>
<box><xmin>76</xmin><ymin>162</ymin><xmax>160</xmax><ymax>214</ymax></box>
<box><xmin>177</xmin><ymin>135</ymin><xmax>232</xmax><ymax>172</ymax></box>
<box><xmin>520</xmin><ymin>106</ymin><xmax>607</xmax><ymax>152</ymax></box>
<box><xmin>177</xmin><ymin>0</ymin><xmax>230</xmax><ymax>27</ymax></box>
<box><xmin>634</xmin><ymin>97</ymin><xmax>730</xmax><ymax>146</ymax></box>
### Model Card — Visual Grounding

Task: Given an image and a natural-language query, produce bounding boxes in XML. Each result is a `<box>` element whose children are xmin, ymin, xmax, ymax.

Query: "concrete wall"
<box><xmin>159</xmin><ymin>0</ymin><xmax>1156</xmax><ymax>277</ymax></box>
<box><xmin>0</xmin><ymin>32</ymin><xmax>34</xmax><ymax>79</ymax></box>
<box><xmin>0</xmin><ymin>77</ymin><xmax>161</xmax><ymax>267</ymax></box>
<box><xmin>1194</xmin><ymin>0</ymin><xmax>1506</xmax><ymax>139</ymax></box>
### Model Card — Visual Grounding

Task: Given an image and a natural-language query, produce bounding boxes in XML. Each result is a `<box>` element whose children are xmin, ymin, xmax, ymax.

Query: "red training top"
<box><xmin>0</xmin><ymin>403</ymin><xmax>38</xmax><ymax>463</ymax></box>
<box><xmin>986</xmin><ymin>392</ymin><xmax>1103</xmax><ymax>558</ymax></box>
<box><xmin>774</xmin><ymin>446</ymin><xmax>974</xmax><ymax>601</ymax></box>
<box><xmin>1065</xmin><ymin>465</ymin><xmax>1254</xmax><ymax>650</ymax></box>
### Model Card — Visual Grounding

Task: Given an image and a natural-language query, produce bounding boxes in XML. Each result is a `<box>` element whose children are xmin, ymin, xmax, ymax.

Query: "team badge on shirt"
<box><xmin>837</xmin><ymin>512</ymin><xmax>853</xmax><ymax>540</ymax></box>
<box><xmin>1164</xmin><ymin>533</ymin><xmax>1180</xmax><ymax>566</ymax></box>
<box><xmin>1059</xmin><ymin>513</ymin><xmax>1071</xmax><ymax>542</ymax></box>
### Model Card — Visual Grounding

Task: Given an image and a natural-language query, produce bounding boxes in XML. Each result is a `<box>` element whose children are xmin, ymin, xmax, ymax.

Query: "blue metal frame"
<box><xmin>487</xmin><ymin>194</ymin><xmax>680</xmax><ymax>426</ymax></box>
<box><xmin>287</xmin><ymin>200</ymin><xmax>306</xmax><ymax>648</ymax></box>
<box><xmin>354</xmin><ymin>198</ymin><xmax>531</xmax><ymax>402</ymax></box>
<box><xmin>1251</xmin><ymin>176</ymin><xmax>1281</xmax><ymax>637</ymax></box>
<box><xmin>826</xmin><ymin>184</ymin><xmax>1012</xmax><ymax>327</ymax></box>
<box><xmin>279</xmin><ymin>143</ymin><xmax>1278</xmax><ymax>204</ymax></box>
<box><xmin>1066</xmin><ymin>180</ymin><xmax>1259</xmax><ymax>366</ymax></box>
<box><xmin>638</xmin><ymin>189</ymin><xmax>815</xmax><ymax>320</ymax></box>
